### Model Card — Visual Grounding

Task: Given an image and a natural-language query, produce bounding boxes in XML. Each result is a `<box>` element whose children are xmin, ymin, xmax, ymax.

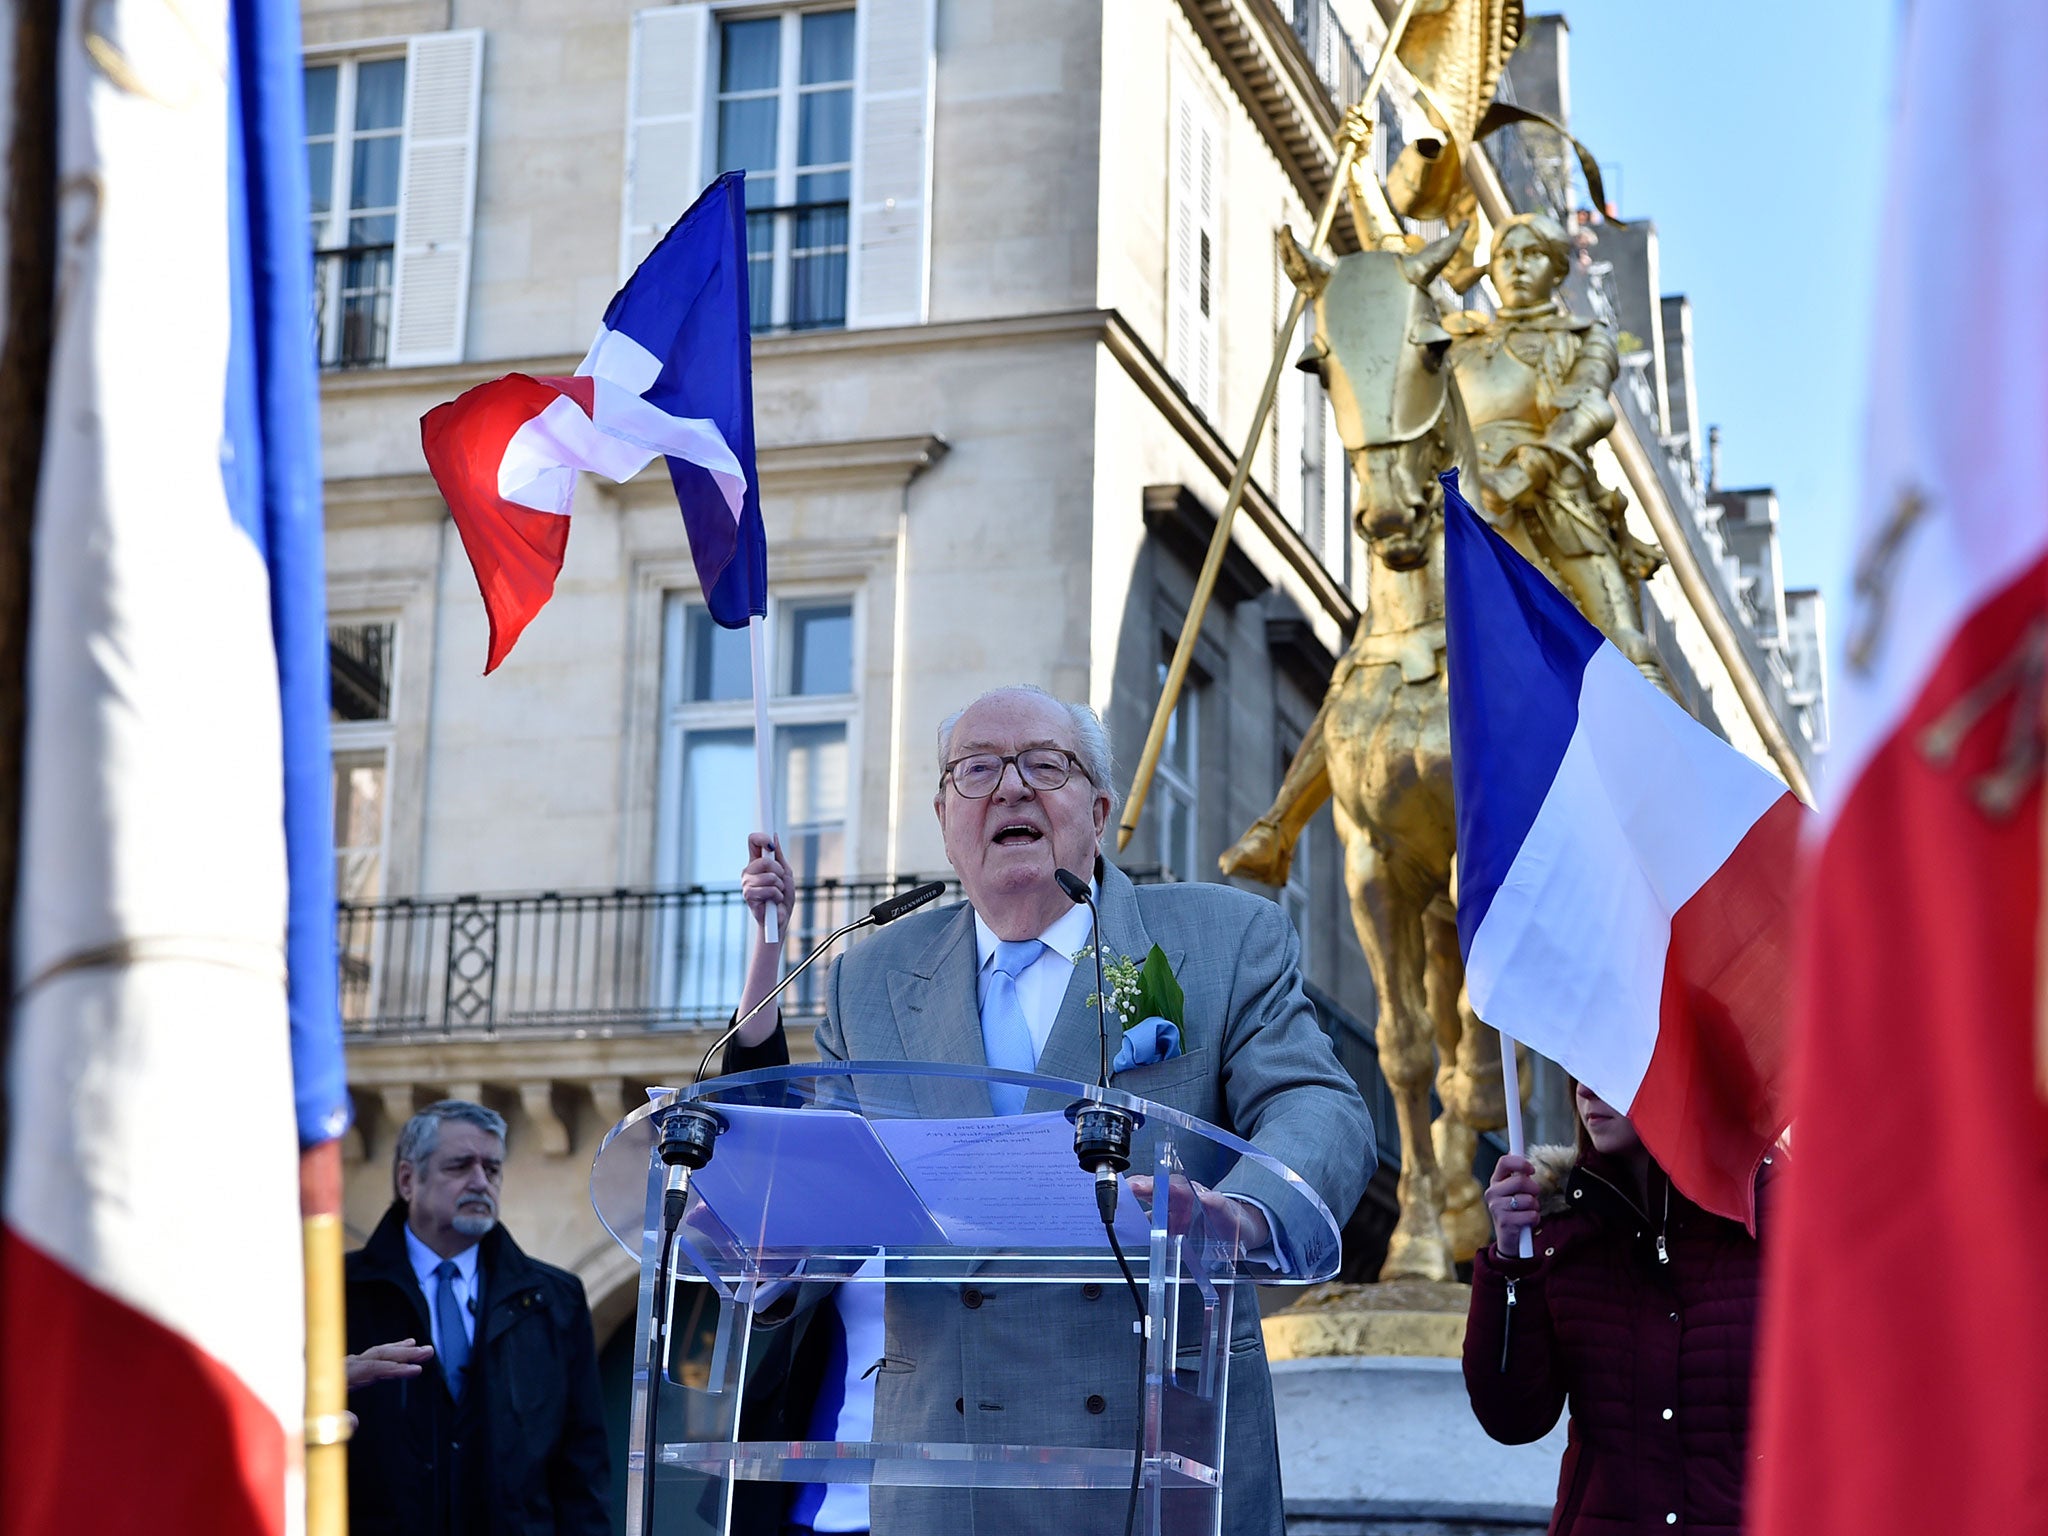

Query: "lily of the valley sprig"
<box><xmin>1072</xmin><ymin>942</ymin><xmax>1186</xmax><ymax>1030</ymax></box>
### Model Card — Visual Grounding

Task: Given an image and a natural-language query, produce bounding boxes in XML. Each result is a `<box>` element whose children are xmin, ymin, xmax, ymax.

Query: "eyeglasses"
<box><xmin>941</xmin><ymin>749</ymin><xmax>1092</xmax><ymax>799</ymax></box>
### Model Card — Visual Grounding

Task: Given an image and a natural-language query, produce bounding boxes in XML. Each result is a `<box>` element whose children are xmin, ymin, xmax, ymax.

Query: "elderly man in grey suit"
<box><xmin>732</xmin><ymin>684</ymin><xmax>1371</xmax><ymax>1536</ymax></box>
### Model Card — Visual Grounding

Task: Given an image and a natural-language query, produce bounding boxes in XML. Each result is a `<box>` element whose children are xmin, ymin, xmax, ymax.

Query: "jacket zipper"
<box><xmin>1499</xmin><ymin>1278</ymin><xmax>1518</xmax><ymax>1374</ymax></box>
<box><xmin>1578</xmin><ymin>1166</ymin><xmax>1675</xmax><ymax>1266</ymax></box>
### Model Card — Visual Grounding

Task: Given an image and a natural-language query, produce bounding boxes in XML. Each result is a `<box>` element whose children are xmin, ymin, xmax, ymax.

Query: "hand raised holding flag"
<box><xmin>421</xmin><ymin>172</ymin><xmax>782</xmax><ymax>937</ymax></box>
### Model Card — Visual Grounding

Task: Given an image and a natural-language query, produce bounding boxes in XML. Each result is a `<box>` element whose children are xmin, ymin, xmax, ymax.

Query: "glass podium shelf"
<box><xmin>655</xmin><ymin>1440</ymin><xmax>1219</xmax><ymax>1489</ymax></box>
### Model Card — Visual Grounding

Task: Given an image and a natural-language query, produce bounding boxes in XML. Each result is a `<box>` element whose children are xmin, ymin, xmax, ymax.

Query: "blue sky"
<box><xmin>1550</xmin><ymin>2</ymin><xmax>1899</xmax><ymax>607</ymax></box>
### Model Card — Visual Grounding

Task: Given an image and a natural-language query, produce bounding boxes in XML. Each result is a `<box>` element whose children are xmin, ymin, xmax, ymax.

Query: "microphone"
<box><xmin>870</xmin><ymin>880</ymin><xmax>949</xmax><ymax>926</ymax></box>
<box><xmin>1054</xmin><ymin>869</ymin><xmax>1111</xmax><ymax>1090</ymax></box>
<box><xmin>1056</xmin><ymin>866</ymin><xmax>1136</xmax><ymax>1216</ymax></box>
<box><xmin>692</xmin><ymin>880</ymin><xmax>949</xmax><ymax>1087</ymax></box>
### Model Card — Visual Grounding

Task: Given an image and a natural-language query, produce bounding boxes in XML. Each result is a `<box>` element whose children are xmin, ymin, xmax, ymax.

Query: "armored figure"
<box><xmin>1450</xmin><ymin>212</ymin><xmax>1665</xmax><ymax>679</ymax></box>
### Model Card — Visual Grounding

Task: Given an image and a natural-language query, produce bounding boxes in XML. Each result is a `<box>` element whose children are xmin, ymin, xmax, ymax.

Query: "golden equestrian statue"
<box><xmin>1219</xmin><ymin>107</ymin><xmax>1663</xmax><ymax>1281</ymax></box>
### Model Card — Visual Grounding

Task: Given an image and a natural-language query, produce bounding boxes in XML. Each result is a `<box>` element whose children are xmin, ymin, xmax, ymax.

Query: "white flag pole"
<box><xmin>1498</xmin><ymin>1026</ymin><xmax>1533</xmax><ymax>1259</ymax></box>
<box><xmin>748</xmin><ymin>612</ymin><xmax>779</xmax><ymax>945</ymax></box>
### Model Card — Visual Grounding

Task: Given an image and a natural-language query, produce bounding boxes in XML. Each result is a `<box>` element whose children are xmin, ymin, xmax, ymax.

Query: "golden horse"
<box><xmin>1224</xmin><ymin>225</ymin><xmax>1511</xmax><ymax>1282</ymax></box>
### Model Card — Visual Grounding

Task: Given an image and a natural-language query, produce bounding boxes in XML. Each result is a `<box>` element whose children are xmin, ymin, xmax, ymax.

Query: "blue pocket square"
<box><xmin>1111</xmin><ymin>1017</ymin><xmax>1183</xmax><ymax>1073</ymax></box>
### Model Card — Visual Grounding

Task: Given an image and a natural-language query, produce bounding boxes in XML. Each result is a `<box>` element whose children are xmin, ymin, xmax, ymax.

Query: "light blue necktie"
<box><xmin>434</xmin><ymin>1259</ymin><xmax>471</xmax><ymax>1400</ymax></box>
<box><xmin>980</xmin><ymin>939</ymin><xmax>1042</xmax><ymax>1115</ymax></box>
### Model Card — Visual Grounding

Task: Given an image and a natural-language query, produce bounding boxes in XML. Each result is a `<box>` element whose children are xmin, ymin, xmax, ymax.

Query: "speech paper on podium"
<box><xmin>871</xmin><ymin>1112</ymin><xmax>1153</xmax><ymax>1248</ymax></box>
<box><xmin>685</xmin><ymin>1104</ymin><xmax>1153</xmax><ymax>1251</ymax></box>
<box><xmin>684</xmin><ymin>1104</ymin><xmax>949</xmax><ymax>1249</ymax></box>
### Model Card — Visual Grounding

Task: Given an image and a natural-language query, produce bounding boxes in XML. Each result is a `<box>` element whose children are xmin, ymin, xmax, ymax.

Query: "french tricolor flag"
<box><xmin>1444</xmin><ymin>472</ymin><xmax>1802</xmax><ymax>1228</ymax></box>
<box><xmin>423</xmin><ymin>171</ymin><xmax>765</xmax><ymax>671</ymax></box>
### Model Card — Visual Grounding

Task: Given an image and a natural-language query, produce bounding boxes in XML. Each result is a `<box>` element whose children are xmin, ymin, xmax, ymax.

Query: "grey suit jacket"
<box><xmin>812</xmin><ymin>862</ymin><xmax>1372</xmax><ymax>1536</ymax></box>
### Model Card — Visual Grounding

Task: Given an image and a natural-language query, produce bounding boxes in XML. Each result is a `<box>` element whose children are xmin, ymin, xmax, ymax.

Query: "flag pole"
<box><xmin>302</xmin><ymin>1139</ymin><xmax>349</xmax><ymax>1536</ymax></box>
<box><xmin>749</xmin><ymin>613</ymin><xmax>780</xmax><ymax>945</ymax></box>
<box><xmin>1497</xmin><ymin>1027</ymin><xmax>1533</xmax><ymax>1259</ymax></box>
<box><xmin>1117</xmin><ymin>0</ymin><xmax>1420</xmax><ymax>854</ymax></box>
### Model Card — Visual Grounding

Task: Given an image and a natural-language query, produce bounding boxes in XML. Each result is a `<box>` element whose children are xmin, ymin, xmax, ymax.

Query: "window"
<box><xmin>1299</xmin><ymin>317</ymin><xmax>1328</xmax><ymax>557</ymax></box>
<box><xmin>658</xmin><ymin>595</ymin><xmax>858</xmax><ymax>1020</ymax></box>
<box><xmin>304</xmin><ymin>33</ymin><xmax>483</xmax><ymax>369</ymax></box>
<box><xmin>1278</xmin><ymin>734</ymin><xmax>1312</xmax><ymax>969</ymax></box>
<box><xmin>306</xmin><ymin>56</ymin><xmax>404</xmax><ymax>368</ymax></box>
<box><xmin>715</xmin><ymin>8</ymin><xmax>855</xmax><ymax>334</ymax></box>
<box><xmin>1154</xmin><ymin>660</ymin><xmax>1199</xmax><ymax>882</ymax></box>
<box><xmin>1168</xmin><ymin>80</ymin><xmax>1223</xmax><ymax>418</ymax></box>
<box><xmin>330</xmin><ymin>621</ymin><xmax>396</xmax><ymax>1021</ymax></box>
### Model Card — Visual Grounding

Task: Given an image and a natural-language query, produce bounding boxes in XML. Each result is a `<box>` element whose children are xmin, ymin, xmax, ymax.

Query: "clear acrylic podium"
<box><xmin>590</xmin><ymin>1062</ymin><xmax>1343</xmax><ymax>1536</ymax></box>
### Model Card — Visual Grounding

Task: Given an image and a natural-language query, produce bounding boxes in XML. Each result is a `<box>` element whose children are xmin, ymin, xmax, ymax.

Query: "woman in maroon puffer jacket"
<box><xmin>1462</xmin><ymin>1083</ymin><xmax>1780</xmax><ymax>1536</ymax></box>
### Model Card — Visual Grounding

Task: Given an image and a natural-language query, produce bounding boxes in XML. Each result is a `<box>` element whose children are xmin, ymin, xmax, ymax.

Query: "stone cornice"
<box><xmin>314</xmin><ymin>310</ymin><xmax>1125</xmax><ymax>408</ymax></box>
<box><xmin>1177</xmin><ymin>0</ymin><xmax>1362</xmax><ymax>254</ymax></box>
<box><xmin>325</xmin><ymin>472</ymin><xmax>446</xmax><ymax>525</ymax></box>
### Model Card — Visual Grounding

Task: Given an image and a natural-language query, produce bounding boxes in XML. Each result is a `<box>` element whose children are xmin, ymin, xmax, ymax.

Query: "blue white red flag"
<box><xmin>423</xmin><ymin>171</ymin><xmax>765</xmax><ymax>670</ymax></box>
<box><xmin>1443</xmin><ymin>471</ymin><xmax>1802</xmax><ymax>1227</ymax></box>
<box><xmin>2</xmin><ymin>0</ymin><xmax>345</xmax><ymax>1529</ymax></box>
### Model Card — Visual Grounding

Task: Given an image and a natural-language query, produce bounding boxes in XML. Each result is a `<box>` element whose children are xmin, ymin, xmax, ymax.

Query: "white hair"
<box><xmin>936</xmin><ymin>685</ymin><xmax>1119</xmax><ymax>821</ymax></box>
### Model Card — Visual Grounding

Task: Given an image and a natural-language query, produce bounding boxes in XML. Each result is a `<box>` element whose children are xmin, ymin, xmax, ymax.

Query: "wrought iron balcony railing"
<box><xmin>313</xmin><ymin>244</ymin><xmax>394</xmax><ymax>369</ymax></box>
<box><xmin>338</xmin><ymin>875</ymin><xmax>962</xmax><ymax>1039</ymax></box>
<box><xmin>1278</xmin><ymin>0</ymin><xmax>1368</xmax><ymax>118</ymax></box>
<box><xmin>744</xmin><ymin>201</ymin><xmax>850</xmax><ymax>335</ymax></box>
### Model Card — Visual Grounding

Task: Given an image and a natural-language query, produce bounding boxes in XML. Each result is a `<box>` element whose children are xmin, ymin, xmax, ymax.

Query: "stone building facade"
<box><xmin>309</xmin><ymin>0</ymin><xmax>1826</xmax><ymax>1510</ymax></box>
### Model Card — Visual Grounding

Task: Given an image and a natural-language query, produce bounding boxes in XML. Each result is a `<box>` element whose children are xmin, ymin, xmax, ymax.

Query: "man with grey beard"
<box><xmin>345</xmin><ymin>1100</ymin><xmax>608</xmax><ymax>1536</ymax></box>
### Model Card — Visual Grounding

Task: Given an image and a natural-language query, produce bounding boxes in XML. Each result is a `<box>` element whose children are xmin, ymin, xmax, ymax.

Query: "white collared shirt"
<box><xmin>971</xmin><ymin>887</ymin><xmax>1098</xmax><ymax>1065</ymax></box>
<box><xmin>404</xmin><ymin>1224</ymin><xmax>480</xmax><ymax>1361</ymax></box>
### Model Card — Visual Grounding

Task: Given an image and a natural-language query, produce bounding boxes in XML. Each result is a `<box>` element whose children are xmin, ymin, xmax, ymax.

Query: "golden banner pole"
<box><xmin>302</xmin><ymin>1139</ymin><xmax>350</xmax><ymax>1536</ymax></box>
<box><xmin>1117</xmin><ymin>0</ymin><xmax>1421</xmax><ymax>854</ymax></box>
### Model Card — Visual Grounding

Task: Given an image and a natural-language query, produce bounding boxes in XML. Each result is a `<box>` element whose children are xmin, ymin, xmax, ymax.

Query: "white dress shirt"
<box><xmin>404</xmin><ymin>1225</ymin><xmax>480</xmax><ymax>1362</ymax></box>
<box><xmin>971</xmin><ymin>890</ymin><xmax>1098</xmax><ymax>1061</ymax></box>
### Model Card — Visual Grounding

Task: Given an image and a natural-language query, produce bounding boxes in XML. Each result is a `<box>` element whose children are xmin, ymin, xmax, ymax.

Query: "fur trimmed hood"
<box><xmin>1528</xmin><ymin>1143</ymin><xmax>1579</xmax><ymax>1215</ymax></box>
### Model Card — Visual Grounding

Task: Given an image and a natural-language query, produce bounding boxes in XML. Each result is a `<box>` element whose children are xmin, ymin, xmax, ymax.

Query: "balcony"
<box><xmin>744</xmin><ymin>201</ymin><xmax>849</xmax><ymax>335</ymax></box>
<box><xmin>313</xmin><ymin>244</ymin><xmax>393</xmax><ymax>370</ymax></box>
<box><xmin>1275</xmin><ymin>0</ymin><xmax>1367</xmax><ymax>115</ymax></box>
<box><xmin>339</xmin><ymin>874</ymin><xmax>956</xmax><ymax>1040</ymax></box>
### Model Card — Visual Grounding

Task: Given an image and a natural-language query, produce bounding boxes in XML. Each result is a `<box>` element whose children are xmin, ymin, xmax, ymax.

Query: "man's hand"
<box><xmin>346</xmin><ymin>1338</ymin><xmax>433</xmax><ymax>1390</ymax></box>
<box><xmin>1484</xmin><ymin>1155</ymin><xmax>1541</xmax><ymax>1255</ymax></box>
<box><xmin>1125</xmin><ymin>1175</ymin><xmax>1271</xmax><ymax>1252</ymax></box>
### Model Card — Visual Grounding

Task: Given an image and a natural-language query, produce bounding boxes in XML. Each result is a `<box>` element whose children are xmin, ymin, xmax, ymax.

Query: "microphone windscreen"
<box><xmin>1053</xmin><ymin>868</ymin><xmax>1090</xmax><ymax>904</ymax></box>
<box><xmin>869</xmin><ymin>881</ymin><xmax>947</xmax><ymax>926</ymax></box>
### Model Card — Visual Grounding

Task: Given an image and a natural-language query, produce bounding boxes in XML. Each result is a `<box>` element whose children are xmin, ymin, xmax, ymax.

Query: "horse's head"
<box><xmin>1279</xmin><ymin>225</ymin><xmax>1471</xmax><ymax>572</ymax></box>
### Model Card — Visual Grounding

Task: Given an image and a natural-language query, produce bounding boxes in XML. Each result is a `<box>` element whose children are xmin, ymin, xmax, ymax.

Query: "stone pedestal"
<box><xmin>1265</xmin><ymin>1284</ymin><xmax>1568</xmax><ymax>1533</ymax></box>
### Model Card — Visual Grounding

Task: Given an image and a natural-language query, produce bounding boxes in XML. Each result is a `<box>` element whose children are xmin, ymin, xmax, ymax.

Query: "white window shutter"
<box><xmin>1167</xmin><ymin>79</ymin><xmax>1220</xmax><ymax>420</ymax></box>
<box><xmin>621</xmin><ymin>4</ymin><xmax>709</xmax><ymax>282</ymax></box>
<box><xmin>1166</xmin><ymin>96</ymin><xmax>1197</xmax><ymax>391</ymax></box>
<box><xmin>1195</xmin><ymin>107</ymin><xmax>1218</xmax><ymax>416</ymax></box>
<box><xmin>846</xmin><ymin>0</ymin><xmax>935</xmax><ymax>329</ymax></box>
<box><xmin>388</xmin><ymin>30</ymin><xmax>483</xmax><ymax>368</ymax></box>
<box><xmin>1320</xmin><ymin>398</ymin><xmax>1345</xmax><ymax>571</ymax></box>
<box><xmin>1273</xmin><ymin>266</ymin><xmax>1302</xmax><ymax>530</ymax></box>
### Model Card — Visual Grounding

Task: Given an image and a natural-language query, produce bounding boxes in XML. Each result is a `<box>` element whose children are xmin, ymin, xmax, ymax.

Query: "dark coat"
<box><xmin>1462</xmin><ymin>1144</ymin><xmax>1780</xmax><ymax>1536</ymax></box>
<box><xmin>346</xmin><ymin>1205</ymin><xmax>610</xmax><ymax>1536</ymax></box>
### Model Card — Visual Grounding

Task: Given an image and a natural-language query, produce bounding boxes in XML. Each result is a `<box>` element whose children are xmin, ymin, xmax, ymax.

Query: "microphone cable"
<box><xmin>1054</xmin><ymin>866</ymin><xmax>1147</xmax><ymax>1536</ymax></box>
